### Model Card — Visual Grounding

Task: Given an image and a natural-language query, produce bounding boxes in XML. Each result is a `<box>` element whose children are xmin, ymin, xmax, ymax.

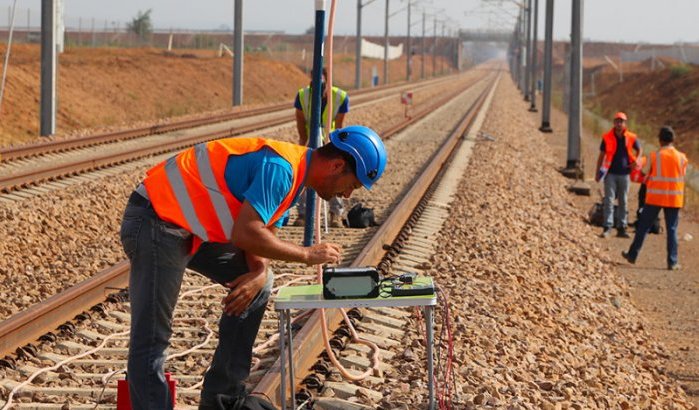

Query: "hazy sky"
<box><xmin>1</xmin><ymin>0</ymin><xmax>697</xmax><ymax>44</ymax></box>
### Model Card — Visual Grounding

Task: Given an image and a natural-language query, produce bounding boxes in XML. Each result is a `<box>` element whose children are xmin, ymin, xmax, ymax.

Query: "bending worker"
<box><xmin>119</xmin><ymin>126</ymin><xmax>387</xmax><ymax>409</ymax></box>
<box><xmin>293</xmin><ymin>68</ymin><xmax>350</xmax><ymax>227</ymax></box>
<box><xmin>595</xmin><ymin>111</ymin><xmax>642</xmax><ymax>238</ymax></box>
<box><xmin>622</xmin><ymin>126</ymin><xmax>687</xmax><ymax>270</ymax></box>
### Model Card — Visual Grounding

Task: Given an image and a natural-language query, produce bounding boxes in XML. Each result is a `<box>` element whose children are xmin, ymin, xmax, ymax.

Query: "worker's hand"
<box><xmin>305</xmin><ymin>243</ymin><xmax>342</xmax><ymax>266</ymax></box>
<box><xmin>222</xmin><ymin>269</ymin><xmax>267</xmax><ymax>316</ymax></box>
<box><xmin>633</xmin><ymin>157</ymin><xmax>643</xmax><ymax>170</ymax></box>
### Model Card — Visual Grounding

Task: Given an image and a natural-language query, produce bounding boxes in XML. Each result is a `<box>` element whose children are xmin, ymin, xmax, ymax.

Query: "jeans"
<box><xmin>627</xmin><ymin>205</ymin><xmax>680</xmax><ymax>267</ymax></box>
<box><xmin>120</xmin><ymin>192</ymin><xmax>273</xmax><ymax>409</ymax></box>
<box><xmin>603</xmin><ymin>173</ymin><xmax>630</xmax><ymax>229</ymax></box>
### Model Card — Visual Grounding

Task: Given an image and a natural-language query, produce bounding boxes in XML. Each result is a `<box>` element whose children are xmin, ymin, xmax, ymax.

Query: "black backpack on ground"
<box><xmin>215</xmin><ymin>394</ymin><xmax>276</xmax><ymax>410</ymax></box>
<box><xmin>347</xmin><ymin>203</ymin><xmax>379</xmax><ymax>228</ymax></box>
<box><xmin>588</xmin><ymin>202</ymin><xmax>614</xmax><ymax>227</ymax></box>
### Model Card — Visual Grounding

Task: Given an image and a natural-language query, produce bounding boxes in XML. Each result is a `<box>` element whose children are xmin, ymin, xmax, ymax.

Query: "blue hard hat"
<box><xmin>329</xmin><ymin>125</ymin><xmax>387</xmax><ymax>189</ymax></box>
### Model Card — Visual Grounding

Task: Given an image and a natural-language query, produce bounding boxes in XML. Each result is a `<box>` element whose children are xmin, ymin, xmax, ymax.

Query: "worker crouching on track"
<box><xmin>119</xmin><ymin>126</ymin><xmax>387</xmax><ymax>409</ymax></box>
<box><xmin>622</xmin><ymin>126</ymin><xmax>688</xmax><ymax>270</ymax></box>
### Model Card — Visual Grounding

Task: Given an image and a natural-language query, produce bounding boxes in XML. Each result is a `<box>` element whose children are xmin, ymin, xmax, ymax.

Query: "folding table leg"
<box><xmin>279</xmin><ymin>310</ymin><xmax>287</xmax><ymax>410</ymax></box>
<box><xmin>425</xmin><ymin>305</ymin><xmax>435</xmax><ymax>410</ymax></box>
<box><xmin>287</xmin><ymin>311</ymin><xmax>296</xmax><ymax>408</ymax></box>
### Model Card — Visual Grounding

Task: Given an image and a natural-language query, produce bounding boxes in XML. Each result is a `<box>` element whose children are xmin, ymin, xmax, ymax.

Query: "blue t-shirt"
<box><xmin>600</xmin><ymin>136</ymin><xmax>640</xmax><ymax>175</ymax></box>
<box><xmin>224</xmin><ymin>147</ymin><xmax>307</xmax><ymax>228</ymax></box>
<box><xmin>294</xmin><ymin>90</ymin><xmax>350</xmax><ymax>114</ymax></box>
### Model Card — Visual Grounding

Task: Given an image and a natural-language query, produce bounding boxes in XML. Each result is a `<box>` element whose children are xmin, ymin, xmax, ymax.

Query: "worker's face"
<box><xmin>315</xmin><ymin>160</ymin><xmax>363</xmax><ymax>200</ymax></box>
<box><xmin>614</xmin><ymin>118</ymin><xmax>626</xmax><ymax>132</ymax></box>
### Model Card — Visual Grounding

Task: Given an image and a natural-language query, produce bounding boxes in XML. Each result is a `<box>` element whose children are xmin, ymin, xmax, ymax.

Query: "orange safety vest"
<box><xmin>143</xmin><ymin>138</ymin><xmax>309</xmax><ymax>251</ymax></box>
<box><xmin>629</xmin><ymin>155</ymin><xmax>647</xmax><ymax>183</ymax></box>
<box><xmin>645</xmin><ymin>146</ymin><xmax>687</xmax><ymax>208</ymax></box>
<box><xmin>600</xmin><ymin>128</ymin><xmax>638</xmax><ymax>177</ymax></box>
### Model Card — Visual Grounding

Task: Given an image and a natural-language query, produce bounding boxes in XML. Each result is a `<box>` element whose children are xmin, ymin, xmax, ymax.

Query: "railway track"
<box><xmin>0</xmin><ymin>74</ymin><xmax>475</xmax><ymax>201</ymax></box>
<box><xmin>0</xmin><ymin>77</ymin><xmax>450</xmax><ymax>164</ymax></box>
<box><xmin>0</xmin><ymin>69</ymin><xmax>501</xmax><ymax>409</ymax></box>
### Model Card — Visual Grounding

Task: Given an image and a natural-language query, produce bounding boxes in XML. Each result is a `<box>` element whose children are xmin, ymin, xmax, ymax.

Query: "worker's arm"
<box><xmin>295</xmin><ymin>109</ymin><xmax>308</xmax><ymax>146</ymax></box>
<box><xmin>594</xmin><ymin>152</ymin><xmax>605</xmax><ymax>182</ymax></box>
<box><xmin>334</xmin><ymin>112</ymin><xmax>346</xmax><ymax>129</ymax></box>
<box><xmin>232</xmin><ymin>200</ymin><xmax>341</xmax><ymax>265</ymax></box>
<box><xmin>633</xmin><ymin>141</ymin><xmax>643</xmax><ymax>169</ymax></box>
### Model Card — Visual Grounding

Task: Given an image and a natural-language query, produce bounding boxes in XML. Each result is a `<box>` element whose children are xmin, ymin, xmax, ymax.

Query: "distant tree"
<box><xmin>304</xmin><ymin>26</ymin><xmax>315</xmax><ymax>35</ymax></box>
<box><xmin>128</xmin><ymin>9</ymin><xmax>153</xmax><ymax>41</ymax></box>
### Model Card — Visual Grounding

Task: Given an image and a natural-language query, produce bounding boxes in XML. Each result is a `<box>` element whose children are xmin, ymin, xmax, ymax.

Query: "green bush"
<box><xmin>670</xmin><ymin>64</ymin><xmax>692</xmax><ymax>78</ymax></box>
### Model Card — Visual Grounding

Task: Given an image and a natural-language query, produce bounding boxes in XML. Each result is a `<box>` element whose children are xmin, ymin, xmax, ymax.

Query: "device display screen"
<box><xmin>325</xmin><ymin>276</ymin><xmax>377</xmax><ymax>298</ymax></box>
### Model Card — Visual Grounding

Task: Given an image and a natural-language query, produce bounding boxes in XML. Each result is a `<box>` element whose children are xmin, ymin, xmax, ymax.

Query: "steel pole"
<box><xmin>539</xmin><ymin>0</ymin><xmax>554</xmax><ymax>132</ymax></box>
<box><xmin>432</xmin><ymin>17</ymin><xmax>436</xmax><ymax>76</ymax></box>
<box><xmin>565</xmin><ymin>0</ymin><xmax>583</xmax><ymax>176</ymax></box>
<box><xmin>303</xmin><ymin>0</ymin><xmax>327</xmax><ymax>246</ymax></box>
<box><xmin>421</xmin><ymin>11</ymin><xmax>425</xmax><ymax>79</ymax></box>
<box><xmin>528</xmin><ymin>0</ymin><xmax>539</xmax><ymax>112</ymax></box>
<box><xmin>518</xmin><ymin>7</ymin><xmax>525</xmax><ymax>91</ymax></box>
<box><xmin>406</xmin><ymin>1</ymin><xmax>411</xmax><ymax>81</ymax></box>
<box><xmin>383</xmin><ymin>0</ymin><xmax>389</xmax><ymax>84</ymax></box>
<box><xmin>523</xmin><ymin>0</ymin><xmax>531</xmax><ymax>101</ymax></box>
<box><xmin>355</xmin><ymin>0</ymin><xmax>362</xmax><ymax>89</ymax></box>
<box><xmin>40</xmin><ymin>0</ymin><xmax>56</xmax><ymax>137</ymax></box>
<box><xmin>232</xmin><ymin>0</ymin><xmax>243</xmax><ymax>106</ymax></box>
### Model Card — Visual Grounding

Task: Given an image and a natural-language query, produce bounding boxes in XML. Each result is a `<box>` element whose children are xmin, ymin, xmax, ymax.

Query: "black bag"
<box><xmin>215</xmin><ymin>394</ymin><xmax>277</xmax><ymax>410</ymax></box>
<box><xmin>347</xmin><ymin>203</ymin><xmax>378</xmax><ymax>228</ymax></box>
<box><xmin>588</xmin><ymin>202</ymin><xmax>612</xmax><ymax>227</ymax></box>
<box><xmin>589</xmin><ymin>202</ymin><xmax>631</xmax><ymax>228</ymax></box>
<box><xmin>636</xmin><ymin>206</ymin><xmax>662</xmax><ymax>234</ymax></box>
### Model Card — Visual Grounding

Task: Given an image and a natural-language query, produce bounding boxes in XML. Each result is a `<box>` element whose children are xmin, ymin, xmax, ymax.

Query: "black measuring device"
<box><xmin>322</xmin><ymin>267</ymin><xmax>434</xmax><ymax>299</ymax></box>
<box><xmin>390</xmin><ymin>272</ymin><xmax>435</xmax><ymax>296</ymax></box>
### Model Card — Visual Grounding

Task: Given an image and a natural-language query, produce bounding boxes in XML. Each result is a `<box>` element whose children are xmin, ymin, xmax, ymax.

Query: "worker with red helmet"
<box><xmin>594</xmin><ymin>111</ymin><xmax>643</xmax><ymax>238</ymax></box>
<box><xmin>120</xmin><ymin>126</ymin><xmax>387</xmax><ymax>409</ymax></box>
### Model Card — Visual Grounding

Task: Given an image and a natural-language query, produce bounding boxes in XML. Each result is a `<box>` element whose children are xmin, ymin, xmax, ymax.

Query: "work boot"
<box><xmin>621</xmin><ymin>250</ymin><xmax>636</xmax><ymax>264</ymax></box>
<box><xmin>668</xmin><ymin>263</ymin><xmax>681</xmax><ymax>271</ymax></box>
<box><xmin>329</xmin><ymin>213</ymin><xmax>343</xmax><ymax>228</ymax></box>
<box><xmin>616</xmin><ymin>227</ymin><xmax>630</xmax><ymax>238</ymax></box>
<box><xmin>600</xmin><ymin>227</ymin><xmax>612</xmax><ymax>238</ymax></box>
<box><xmin>293</xmin><ymin>216</ymin><xmax>305</xmax><ymax>227</ymax></box>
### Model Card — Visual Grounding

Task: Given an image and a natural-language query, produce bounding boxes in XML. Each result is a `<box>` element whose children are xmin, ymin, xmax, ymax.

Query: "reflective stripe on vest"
<box><xmin>645</xmin><ymin>147</ymin><xmax>687</xmax><ymax>208</ymax></box>
<box><xmin>298</xmin><ymin>86</ymin><xmax>347</xmax><ymax>139</ymax></box>
<box><xmin>144</xmin><ymin>138</ymin><xmax>309</xmax><ymax>247</ymax></box>
<box><xmin>164</xmin><ymin>154</ymin><xmax>211</xmax><ymax>241</ymax></box>
<box><xmin>599</xmin><ymin>129</ymin><xmax>637</xmax><ymax>175</ymax></box>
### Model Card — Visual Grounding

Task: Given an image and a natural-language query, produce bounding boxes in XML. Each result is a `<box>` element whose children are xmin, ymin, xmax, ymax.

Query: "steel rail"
<box><xmin>0</xmin><ymin>76</ymin><xmax>483</xmax><ymax>193</ymax></box>
<box><xmin>0</xmin><ymin>261</ymin><xmax>129</xmax><ymax>358</ymax></box>
<box><xmin>0</xmin><ymin>77</ymin><xmax>453</xmax><ymax>163</ymax></box>
<box><xmin>253</xmin><ymin>75</ymin><xmax>498</xmax><ymax>407</ymax></box>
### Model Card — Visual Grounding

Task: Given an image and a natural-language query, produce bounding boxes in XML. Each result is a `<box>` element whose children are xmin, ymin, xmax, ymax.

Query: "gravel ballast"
<box><xmin>378</xmin><ymin>76</ymin><xmax>694</xmax><ymax>409</ymax></box>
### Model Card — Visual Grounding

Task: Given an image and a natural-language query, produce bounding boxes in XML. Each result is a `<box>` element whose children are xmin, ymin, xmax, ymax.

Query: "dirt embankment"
<box><xmin>0</xmin><ymin>45</ymin><xmax>311</xmax><ymax>147</ymax></box>
<box><xmin>0</xmin><ymin>44</ymin><xmax>452</xmax><ymax>148</ymax></box>
<box><xmin>586</xmin><ymin>63</ymin><xmax>699</xmax><ymax>163</ymax></box>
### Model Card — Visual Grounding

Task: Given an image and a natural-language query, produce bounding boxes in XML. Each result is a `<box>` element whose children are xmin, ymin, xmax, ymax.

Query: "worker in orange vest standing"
<box><xmin>594</xmin><ymin>111</ymin><xmax>643</xmax><ymax>238</ymax></box>
<box><xmin>622</xmin><ymin>126</ymin><xmax>688</xmax><ymax>270</ymax></box>
<box><xmin>119</xmin><ymin>126</ymin><xmax>387</xmax><ymax>409</ymax></box>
